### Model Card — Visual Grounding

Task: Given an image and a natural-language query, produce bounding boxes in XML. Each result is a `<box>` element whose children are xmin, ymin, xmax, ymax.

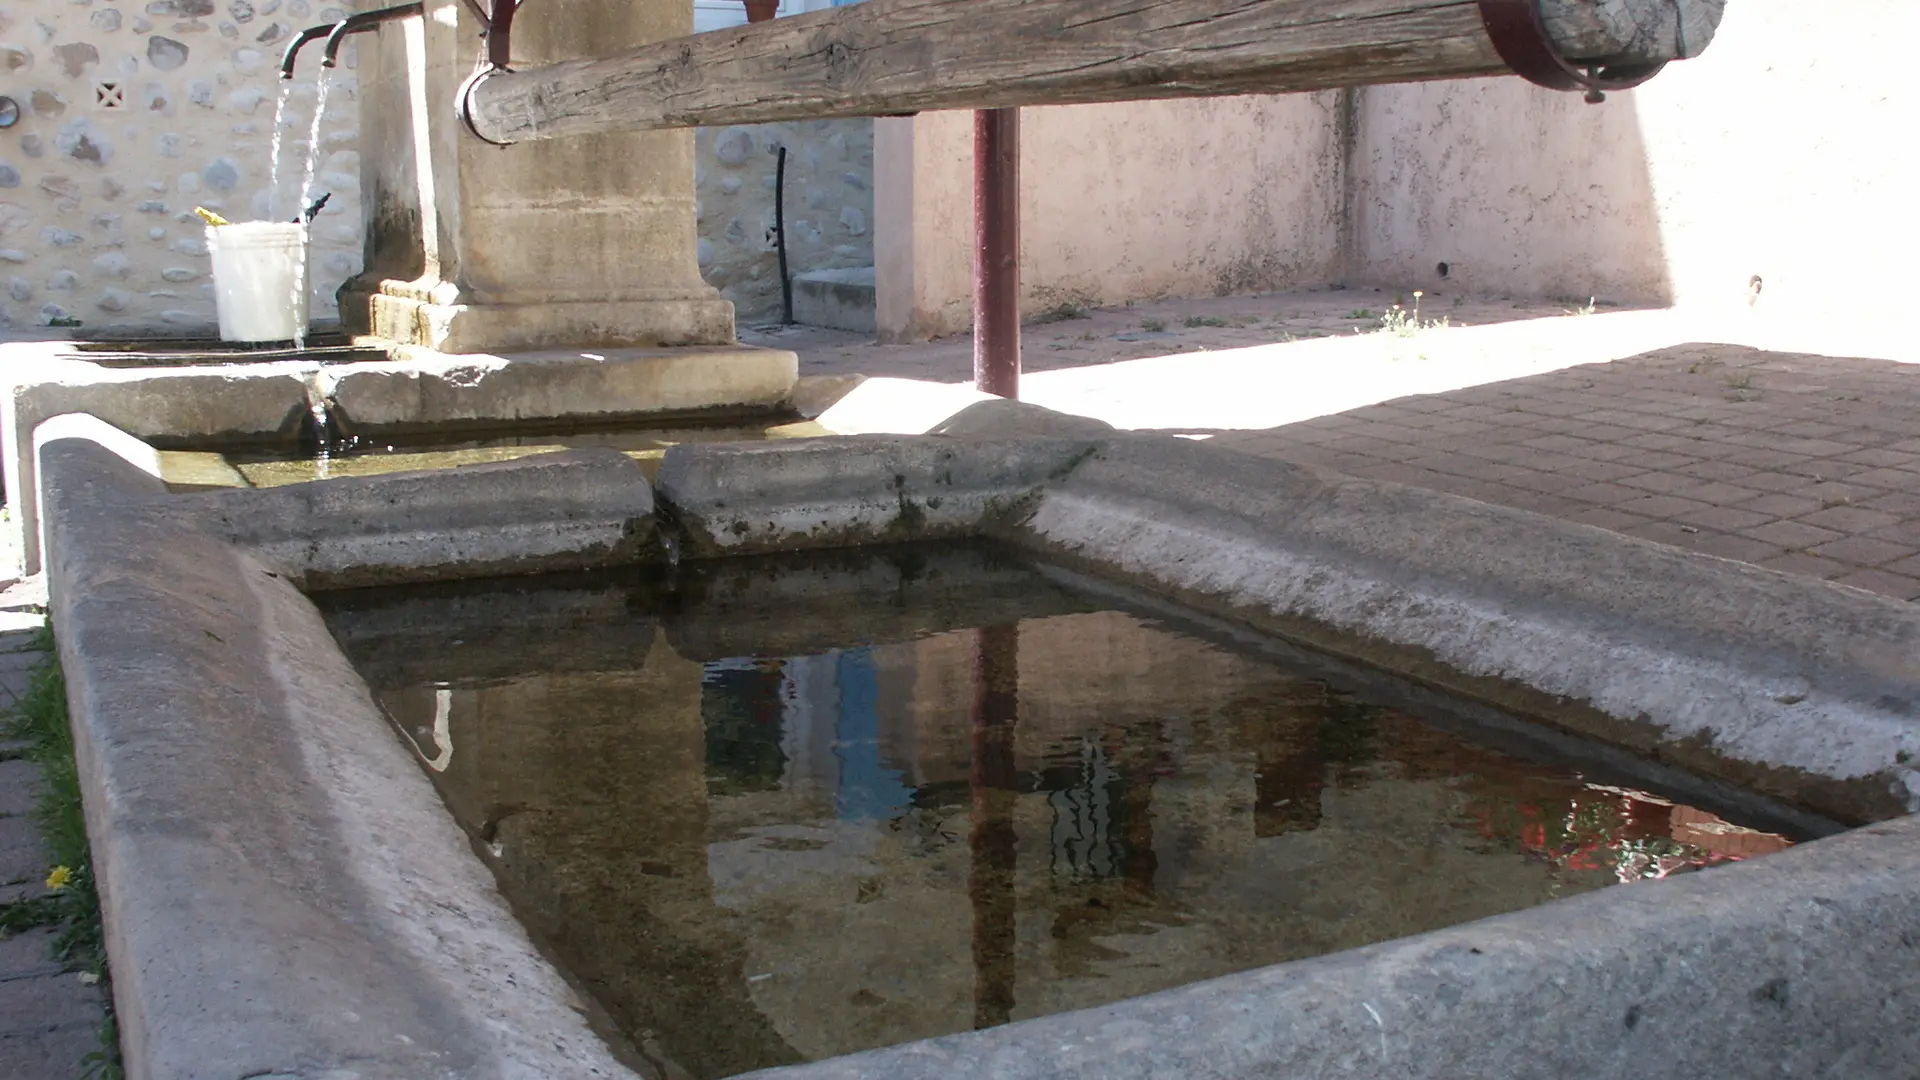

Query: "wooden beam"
<box><xmin>464</xmin><ymin>0</ymin><xmax>1724</xmax><ymax>144</ymax></box>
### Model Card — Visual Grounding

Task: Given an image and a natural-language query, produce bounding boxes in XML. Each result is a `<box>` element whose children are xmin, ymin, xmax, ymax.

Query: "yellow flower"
<box><xmin>45</xmin><ymin>866</ymin><xmax>72</xmax><ymax>891</ymax></box>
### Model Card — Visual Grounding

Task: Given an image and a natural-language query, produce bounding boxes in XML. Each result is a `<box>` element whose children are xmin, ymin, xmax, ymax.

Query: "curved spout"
<box><xmin>321</xmin><ymin>2</ymin><xmax>424</xmax><ymax>69</ymax></box>
<box><xmin>281</xmin><ymin>22</ymin><xmax>338</xmax><ymax>79</ymax></box>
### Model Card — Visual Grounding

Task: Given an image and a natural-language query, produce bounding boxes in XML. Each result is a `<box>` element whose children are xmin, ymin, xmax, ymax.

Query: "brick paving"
<box><xmin>763</xmin><ymin>293</ymin><xmax>1919</xmax><ymax>602</ymax></box>
<box><xmin>0</xmin><ymin>622</ymin><xmax>108</xmax><ymax>1080</ymax></box>
<box><xmin>1213</xmin><ymin>344</ymin><xmax>1920</xmax><ymax>601</ymax></box>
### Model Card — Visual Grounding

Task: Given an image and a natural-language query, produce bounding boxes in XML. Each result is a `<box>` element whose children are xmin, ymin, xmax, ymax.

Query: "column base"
<box><xmin>340</xmin><ymin>278</ymin><xmax>737</xmax><ymax>353</ymax></box>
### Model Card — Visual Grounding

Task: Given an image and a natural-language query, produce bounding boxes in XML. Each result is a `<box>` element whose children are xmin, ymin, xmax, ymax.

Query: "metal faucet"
<box><xmin>280</xmin><ymin>22</ymin><xmax>338</xmax><ymax>79</ymax></box>
<box><xmin>322</xmin><ymin>3</ymin><xmax>426</xmax><ymax>69</ymax></box>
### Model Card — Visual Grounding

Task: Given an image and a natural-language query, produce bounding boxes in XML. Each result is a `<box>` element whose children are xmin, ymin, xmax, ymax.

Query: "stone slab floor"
<box><xmin>0</xmin><ymin>614</ymin><xmax>108</xmax><ymax>1079</ymax></box>
<box><xmin>752</xmin><ymin>291</ymin><xmax>1919</xmax><ymax>601</ymax></box>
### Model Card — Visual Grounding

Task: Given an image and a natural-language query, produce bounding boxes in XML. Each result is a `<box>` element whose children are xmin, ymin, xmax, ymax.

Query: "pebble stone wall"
<box><xmin>0</xmin><ymin>0</ymin><xmax>364</xmax><ymax>332</ymax></box>
<box><xmin>695</xmin><ymin>117</ymin><xmax>874</xmax><ymax>325</ymax></box>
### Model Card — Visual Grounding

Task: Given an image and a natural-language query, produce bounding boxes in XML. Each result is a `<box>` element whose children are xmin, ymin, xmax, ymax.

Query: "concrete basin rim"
<box><xmin>30</xmin><ymin>417</ymin><xmax>1920</xmax><ymax>1079</ymax></box>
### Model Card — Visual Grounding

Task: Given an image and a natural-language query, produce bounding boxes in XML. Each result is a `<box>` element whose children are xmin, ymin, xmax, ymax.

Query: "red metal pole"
<box><xmin>973</xmin><ymin>108</ymin><xmax>1020</xmax><ymax>399</ymax></box>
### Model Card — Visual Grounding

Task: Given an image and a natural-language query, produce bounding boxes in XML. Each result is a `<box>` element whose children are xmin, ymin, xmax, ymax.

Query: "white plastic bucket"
<box><xmin>206</xmin><ymin>222</ymin><xmax>310</xmax><ymax>343</ymax></box>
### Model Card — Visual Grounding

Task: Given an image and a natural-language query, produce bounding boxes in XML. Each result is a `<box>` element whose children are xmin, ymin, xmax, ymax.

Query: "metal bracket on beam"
<box><xmin>461</xmin><ymin>0</ymin><xmax>521</xmax><ymax>71</ymax></box>
<box><xmin>458</xmin><ymin>68</ymin><xmax>513</xmax><ymax>145</ymax></box>
<box><xmin>454</xmin><ymin>0</ymin><xmax>521</xmax><ymax>146</ymax></box>
<box><xmin>1477</xmin><ymin>0</ymin><xmax>1667</xmax><ymax>103</ymax></box>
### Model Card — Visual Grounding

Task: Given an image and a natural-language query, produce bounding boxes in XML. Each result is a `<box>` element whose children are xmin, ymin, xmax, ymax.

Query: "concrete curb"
<box><xmin>27</xmin><ymin>399</ymin><xmax>1920</xmax><ymax>1080</ymax></box>
<box><xmin>327</xmin><ymin>344</ymin><xmax>798</xmax><ymax>433</ymax></box>
<box><xmin>1007</xmin><ymin>435</ymin><xmax>1920</xmax><ymax>824</ymax></box>
<box><xmin>741</xmin><ymin>813</ymin><xmax>1920</xmax><ymax>1080</ymax></box>
<box><xmin>4</xmin><ymin>357</ymin><xmax>313</xmax><ymax>574</ymax></box>
<box><xmin>0</xmin><ymin>339</ymin><xmax>801</xmax><ymax>577</ymax></box>
<box><xmin>38</xmin><ymin>436</ymin><xmax>632</xmax><ymax>1080</ymax></box>
<box><xmin>183</xmin><ymin>447</ymin><xmax>658</xmax><ymax>589</ymax></box>
<box><xmin>654</xmin><ymin>434</ymin><xmax>1098</xmax><ymax>558</ymax></box>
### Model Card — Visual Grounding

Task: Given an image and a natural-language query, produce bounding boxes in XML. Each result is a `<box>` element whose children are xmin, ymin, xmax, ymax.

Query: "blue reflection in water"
<box><xmin>833</xmin><ymin>647</ymin><xmax>913</xmax><ymax>821</ymax></box>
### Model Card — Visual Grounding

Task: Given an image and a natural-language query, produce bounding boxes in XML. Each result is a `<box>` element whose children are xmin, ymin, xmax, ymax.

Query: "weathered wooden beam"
<box><xmin>463</xmin><ymin>0</ymin><xmax>1724</xmax><ymax>144</ymax></box>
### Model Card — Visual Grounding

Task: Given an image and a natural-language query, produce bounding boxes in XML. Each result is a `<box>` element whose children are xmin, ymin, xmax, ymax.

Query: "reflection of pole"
<box><xmin>969</xmin><ymin>623</ymin><xmax>1019</xmax><ymax>1029</ymax></box>
<box><xmin>1114</xmin><ymin>730</ymin><xmax>1158</xmax><ymax>896</ymax></box>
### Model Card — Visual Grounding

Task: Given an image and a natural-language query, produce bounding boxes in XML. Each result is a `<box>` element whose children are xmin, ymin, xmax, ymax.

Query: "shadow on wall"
<box><xmin>1344</xmin><ymin>78</ymin><xmax>1673</xmax><ymax>308</ymax></box>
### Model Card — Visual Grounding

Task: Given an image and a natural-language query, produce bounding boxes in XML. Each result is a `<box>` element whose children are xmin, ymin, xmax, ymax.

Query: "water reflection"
<box><xmin>969</xmin><ymin>624</ymin><xmax>1019</xmax><ymax>1030</ymax></box>
<box><xmin>223</xmin><ymin>420</ymin><xmax>827</xmax><ymax>487</ymax></box>
<box><xmin>343</xmin><ymin>597</ymin><xmax>1796</xmax><ymax>1080</ymax></box>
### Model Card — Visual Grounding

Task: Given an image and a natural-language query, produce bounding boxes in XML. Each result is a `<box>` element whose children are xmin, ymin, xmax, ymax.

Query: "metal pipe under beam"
<box><xmin>973</xmin><ymin>108</ymin><xmax>1020</xmax><ymax>402</ymax></box>
<box><xmin>457</xmin><ymin>0</ymin><xmax>1721</xmax><ymax>145</ymax></box>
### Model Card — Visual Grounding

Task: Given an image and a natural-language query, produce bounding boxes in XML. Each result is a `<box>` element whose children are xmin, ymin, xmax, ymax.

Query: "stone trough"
<box><xmin>24</xmin><ymin>367</ymin><xmax>1920</xmax><ymax>1078</ymax></box>
<box><xmin>1</xmin><ymin>337</ymin><xmax>799</xmax><ymax>575</ymax></box>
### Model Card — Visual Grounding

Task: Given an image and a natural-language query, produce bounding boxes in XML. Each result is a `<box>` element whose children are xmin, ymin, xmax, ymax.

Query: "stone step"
<box><xmin>791</xmin><ymin>267</ymin><xmax>876</xmax><ymax>334</ymax></box>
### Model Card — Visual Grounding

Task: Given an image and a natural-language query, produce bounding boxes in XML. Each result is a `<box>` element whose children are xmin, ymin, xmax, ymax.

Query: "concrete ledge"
<box><xmin>0</xmin><ymin>339</ymin><xmax>802</xmax><ymax>576</ymax></box>
<box><xmin>746</xmin><ymin>813</ymin><xmax>1920</xmax><ymax>1080</ymax></box>
<box><xmin>653</xmin><ymin>435</ymin><xmax>1097</xmax><ymax>558</ymax></box>
<box><xmin>39</xmin><ymin>435</ymin><xmax>629</xmax><ymax>1080</ymax></box>
<box><xmin>3</xmin><ymin>351</ymin><xmax>314</xmax><ymax>573</ymax></box>
<box><xmin>1008</xmin><ymin>435</ymin><xmax>1920</xmax><ymax>824</ymax></box>
<box><xmin>31</xmin><ymin>401</ymin><xmax>1920</xmax><ymax>1080</ymax></box>
<box><xmin>791</xmin><ymin>267</ymin><xmax>877</xmax><ymax>334</ymax></box>
<box><xmin>930</xmin><ymin>397</ymin><xmax>1118</xmax><ymax>439</ymax></box>
<box><xmin>354</xmin><ymin>290</ymin><xmax>738</xmax><ymax>354</ymax></box>
<box><xmin>326</xmin><ymin>344</ymin><xmax>798</xmax><ymax>433</ymax></box>
<box><xmin>184</xmin><ymin>448</ymin><xmax>658</xmax><ymax>589</ymax></box>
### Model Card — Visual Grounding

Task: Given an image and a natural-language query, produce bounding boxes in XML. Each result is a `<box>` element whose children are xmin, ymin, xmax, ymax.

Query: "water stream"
<box><xmin>266</xmin><ymin>82</ymin><xmax>294</xmax><ymax>223</ymax></box>
<box><xmin>290</xmin><ymin>72</ymin><xmax>333</xmax><ymax>349</ymax></box>
<box><xmin>298</xmin><ymin>73</ymin><xmax>331</xmax><ymax>230</ymax></box>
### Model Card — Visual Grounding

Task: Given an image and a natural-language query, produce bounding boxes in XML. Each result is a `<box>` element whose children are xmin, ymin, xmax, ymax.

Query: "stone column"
<box><xmin>341</xmin><ymin>0</ymin><xmax>735</xmax><ymax>353</ymax></box>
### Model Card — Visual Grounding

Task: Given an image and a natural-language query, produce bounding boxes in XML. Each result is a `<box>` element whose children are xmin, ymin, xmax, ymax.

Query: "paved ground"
<box><xmin>751</xmin><ymin>290</ymin><xmax>1580</xmax><ymax>384</ymax></box>
<box><xmin>0</xmin><ymin>618</ymin><xmax>109</xmax><ymax>1080</ymax></box>
<box><xmin>749</xmin><ymin>291</ymin><xmax>1919</xmax><ymax>602</ymax></box>
<box><xmin>1217</xmin><ymin>345</ymin><xmax>1920</xmax><ymax>600</ymax></box>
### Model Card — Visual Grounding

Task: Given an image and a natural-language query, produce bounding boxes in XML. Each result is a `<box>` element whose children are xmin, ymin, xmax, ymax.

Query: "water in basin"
<box><xmin>186</xmin><ymin>415</ymin><xmax>826</xmax><ymax>488</ymax></box>
<box><xmin>316</xmin><ymin>545</ymin><xmax>1808</xmax><ymax>1079</ymax></box>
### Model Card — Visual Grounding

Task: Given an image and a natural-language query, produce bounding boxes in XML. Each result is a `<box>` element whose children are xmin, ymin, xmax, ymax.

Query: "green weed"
<box><xmin>1376</xmin><ymin>291</ymin><xmax>1448</xmax><ymax>338</ymax></box>
<box><xmin>1031</xmin><ymin>301</ymin><xmax>1090</xmax><ymax>324</ymax></box>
